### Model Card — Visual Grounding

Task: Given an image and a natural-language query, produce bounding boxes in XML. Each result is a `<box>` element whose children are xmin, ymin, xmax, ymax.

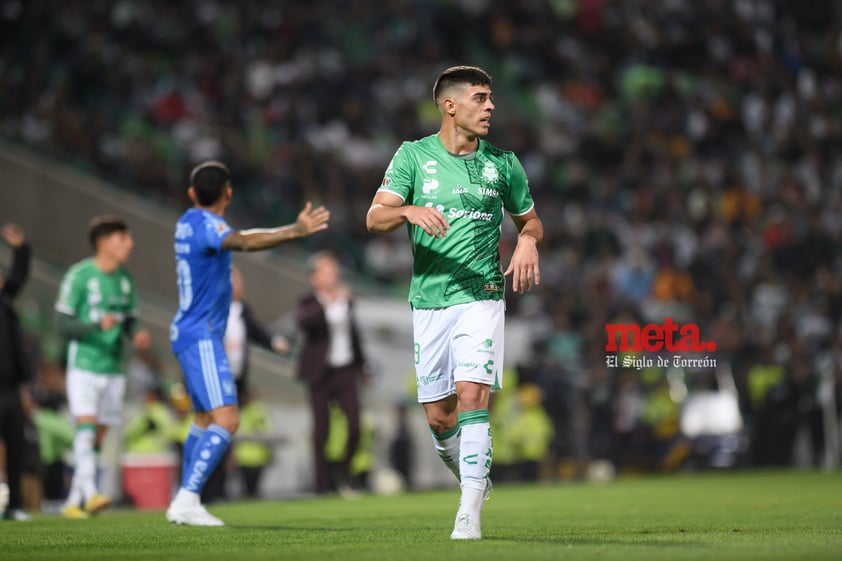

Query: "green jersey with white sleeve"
<box><xmin>55</xmin><ymin>258</ymin><xmax>138</xmax><ymax>374</ymax></box>
<box><xmin>377</xmin><ymin>133</ymin><xmax>534</xmax><ymax>309</ymax></box>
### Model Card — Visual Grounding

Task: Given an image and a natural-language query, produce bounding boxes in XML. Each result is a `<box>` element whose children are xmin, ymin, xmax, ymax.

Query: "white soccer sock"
<box><xmin>71</xmin><ymin>424</ymin><xmax>98</xmax><ymax>502</ymax></box>
<box><xmin>458</xmin><ymin>409</ymin><xmax>492</xmax><ymax>514</ymax></box>
<box><xmin>430</xmin><ymin>425</ymin><xmax>461</xmax><ymax>480</ymax></box>
<box><xmin>65</xmin><ymin>479</ymin><xmax>82</xmax><ymax>508</ymax></box>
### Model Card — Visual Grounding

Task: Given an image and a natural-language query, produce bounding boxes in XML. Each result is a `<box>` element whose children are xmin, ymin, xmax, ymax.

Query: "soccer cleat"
<box><xmin>482</xmin><ymin>478</ymin><xmax>493</xmax><ymax>504</ymax></box>
<box><xmin>61</xmin><ymin>505</ymin><xmax>90</xmax><ymax>519</ymax></box>
<box><xmin>450</xmin><ymin>512</ymin><xmax>482</xmax><ymax>540</ymax></box>
<box><xmin>0</xmin><ymin>482</ymin><xmax>8</xmax><ymax>515</ymax></box>
<box><xmin>84</xmin><ymin>493</ymin><xmax>112</xmax><ymax>516</ymax></box>
<box><xmin>166</xmin><ymin>504</ymin><xmax>225</xmax><ymax>527</ymax></box>
<box><xmin>4</xmin><ymin>509</ymin><xmax>32</xmax><ymax>521</ymax></box>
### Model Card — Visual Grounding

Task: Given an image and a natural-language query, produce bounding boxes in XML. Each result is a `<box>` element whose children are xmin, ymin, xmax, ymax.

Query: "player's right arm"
<box><xmin>221</xmin><ymin>202</ymin><xmax>330</xmax><ymax>252</ymax></box>
<box><xmin>366</xmin><ymin>192</ymin><xmax>450</xmax><ymax>238</ymax></box>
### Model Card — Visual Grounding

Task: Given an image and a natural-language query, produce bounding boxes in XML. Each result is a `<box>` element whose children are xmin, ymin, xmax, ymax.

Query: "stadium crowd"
<box><xmin>2</xmin><ymin>0</ymin><xmax>842</xmax><ymax>483</ymax></box>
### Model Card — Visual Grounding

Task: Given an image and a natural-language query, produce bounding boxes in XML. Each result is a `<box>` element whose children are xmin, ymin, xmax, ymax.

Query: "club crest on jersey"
<box><xmin>481</xmin><ymin>161</ymin><xmax>500</xmax><ymax>184</ymax></box>
<box><xmin>87</xmin><ymin>278</ymin><xmax>101</xmax><ymax>304</ymax></box>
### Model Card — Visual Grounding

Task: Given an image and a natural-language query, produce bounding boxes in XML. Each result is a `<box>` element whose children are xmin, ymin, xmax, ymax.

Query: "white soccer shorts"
<box><xmin>66</xmin><ymin>368</ymin><xmax>126</xmax><ymax>426</ymax></box>
<box><xmin>412</xmin><ymin>299</ymin><xmax>505</xmax><ymax>403</ymax></box>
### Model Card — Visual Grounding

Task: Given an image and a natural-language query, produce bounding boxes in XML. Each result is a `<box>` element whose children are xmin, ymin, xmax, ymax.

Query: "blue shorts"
<box><xmin>176</xmin><ymin>337</ymin><xmax>237</xmax><ymax>412</ymax></box>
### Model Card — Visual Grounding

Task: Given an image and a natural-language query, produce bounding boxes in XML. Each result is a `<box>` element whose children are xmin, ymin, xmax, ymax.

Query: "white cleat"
<box><xmin>450</xmin><ymin>512</ymin><xmax>482</xmax><ymax>540</ymax></box>
<box><xmin>166</xmin><ymin>503</ymin><xmax>225</xmax><ymax>527</ymax></box>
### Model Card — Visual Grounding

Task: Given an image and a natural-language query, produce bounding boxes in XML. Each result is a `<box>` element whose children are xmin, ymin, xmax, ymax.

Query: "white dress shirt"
<box><xmin>225</xmin><ymin>300</ymin><xmax>247</xmax><ymax>380</ymax></box>
<box><xmin>321</xmin><ymin>296</ymin><xmax>354</xmax><ymax>368</ymax></box>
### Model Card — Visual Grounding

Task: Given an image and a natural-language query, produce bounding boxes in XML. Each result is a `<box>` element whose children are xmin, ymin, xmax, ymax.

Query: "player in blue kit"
<box><xmin>166</xmin><ymin>161</ymin><xmax>329</xmax><ymax>526</ymax></box>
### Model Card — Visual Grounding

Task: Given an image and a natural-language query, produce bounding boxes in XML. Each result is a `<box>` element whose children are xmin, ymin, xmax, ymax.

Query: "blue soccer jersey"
<box><xmin>170</xmin><ymin>208</ymin><xmax>233</xmax><ymax>354</ymax></box>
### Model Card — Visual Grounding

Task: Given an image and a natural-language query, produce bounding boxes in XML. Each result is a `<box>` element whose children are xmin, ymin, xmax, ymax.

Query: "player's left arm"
<box><xmin>504</xmin><ymin>208</ymin><xmax>543</xmax><ymax>294</ymax></box>
<box><xmin>502</xmin><ymin>153</ymin><xmax>542</xmax><ymax>294</ymax></box>
<box><xmin>222</xmin><ymin>202</ymin><xmax>329</xmax><ymax>252</ymax></box>
<box><xmin>123</xmin><ymin>317</ymin><xmax>151</xmax><ymax>351</ymax></box>
<box><xmin>122</xmin><ymin>275</ymin><xmax>150</xmax><ymax>351</ymax></box>
<box><xmin>1</xmin><ymin>224</ymin><xmax>30</xmax><ymax>299</ymax></box>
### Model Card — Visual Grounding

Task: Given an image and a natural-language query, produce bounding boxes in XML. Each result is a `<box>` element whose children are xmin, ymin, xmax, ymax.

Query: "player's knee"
<box><xmin>212</xmin><ymin>411</ymin><xmax>239</xmax><ymax>434</ymax></box>
<box><xmin>456</xmin><ymin>383</ymin><xmax>490</xmax><ymax>411</ymax></box>
<box><xmin>426</xmin><ymin>412</ymin><xmax>456</xmax><ymax>434</ymax></box>
<box><xmin>222</xmin><ymin>416</ymin><xmax>240</xmax><ymax>434</ymax></box>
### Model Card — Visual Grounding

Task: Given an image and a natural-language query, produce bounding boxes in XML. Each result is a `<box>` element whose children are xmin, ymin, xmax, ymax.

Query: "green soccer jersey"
<box><xmin>55</xmin><ymin>257</ymin><xmax>138</xmax><ymax>374</ymax></box>
<box><xmin>378</xmin><ymin>133</ymin><xmax>535</xmax><ymax>308</ymax></box>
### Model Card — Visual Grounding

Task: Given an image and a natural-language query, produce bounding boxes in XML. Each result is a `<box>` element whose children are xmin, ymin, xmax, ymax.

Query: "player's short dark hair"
<box><xmin>190</xmin><ymin>160</ymin><xmax>231</xmax><ymax>206</ymax></box>
<box><xmin>433</xmin><ymin>66</ymin><xmax>493</xmax><ymax>105</ymax></box>
<box><xmin>88</xmin><ymin>215</ymin><xmax>129</xmax><ymax>249</ymax></box>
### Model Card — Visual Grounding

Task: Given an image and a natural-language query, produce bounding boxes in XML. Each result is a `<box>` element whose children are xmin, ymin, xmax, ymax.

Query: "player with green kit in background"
<box><xmin>55</xmin><ymin>216</ymin><xmax>150</xmax><ymax>519</ymax></box>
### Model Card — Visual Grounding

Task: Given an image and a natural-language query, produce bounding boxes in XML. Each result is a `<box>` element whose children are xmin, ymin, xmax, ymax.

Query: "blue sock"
<box><xmin>182</xmin><ymin>424</ymin><xmax>232</xmax><ymax>494</ymax></box>
<box><xmin>181</xmin><ymin>423</ymin><xmax>206</xmax><ymax>486</ymax></box>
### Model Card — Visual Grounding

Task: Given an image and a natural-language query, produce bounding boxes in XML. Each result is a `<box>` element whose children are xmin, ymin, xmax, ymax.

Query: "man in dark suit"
<box><xmin>297</xmin><ymin>251</ymin><xmax>368</xmax><ymax>495</ymax></box>
<box><xmin>0</xmin><ymin>223</ymin><xmax>32</xmax><ymax>520</ymax></box>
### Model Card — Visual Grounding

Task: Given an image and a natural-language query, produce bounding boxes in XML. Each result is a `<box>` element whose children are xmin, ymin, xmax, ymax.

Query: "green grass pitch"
<box><xmin>4</xmin><ymin>470</ymin><xmax>841</xmax><ymax>560</ymax></box>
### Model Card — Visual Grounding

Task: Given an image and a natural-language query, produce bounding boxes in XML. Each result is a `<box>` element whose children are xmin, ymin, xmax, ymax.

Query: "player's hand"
<box><xmin>133</xmin><ymin>329</ymin><xmax>151</xmax><ymax>351</ymax></box>
<box><xmin>99</xmin><ymin>314</ymin><xmax>119</xmax><ymax>331</ymax></box>
<box><xmin>403</xmin><ymin>206</ymin><xmax>450</xmax><ymax>238</ymax></box>
<box><xmin>1</xmin><ymin>224</ymin><xmax>25</xmax><ymax>248</ymax></box>
<box><xmin>295</xmin><ymin>202</ymin><xmax>330</xmax><ymax>236</ymax></box>
<box><xmin>504</xmin><ymin>235</ymin><xmax>540</xmax><ymax>293</ymax></box>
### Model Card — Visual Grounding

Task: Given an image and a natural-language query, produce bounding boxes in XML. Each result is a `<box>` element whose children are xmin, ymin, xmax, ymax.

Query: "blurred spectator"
<box><xmin>0</xmin><ymin>223</ymin><xmax>32</xmax><ymax>520</ymax></box>
<box><xmin>30</xmin><ymin>390</ymin><xmax>74</xmax><ymax>513</ymax></box>
<box><xmin>388</xmin><ymin>402</ymin><xmax>414</xmax><ymax>490</ymax></box>
<box><xmin>232</xmin><ymin>390</ymin><xmax>273</xmax><ymax>499</ymax></box>
<box><xmin>225</xmin><ymin>266</ymin><xmax>290</xmax><ymax>398</ymax></box>
<box><xmin>297</xmin><ymin>251</ymin><xmax>369</xmax><ymax>495</ymax></box>
<box><xmin>18</xmin><ymin>388</ymin><xmax>42</xmax><ymax>514</ymax></box>
<box><xmin>124</xmin><ymin>383</ymin><xmax>177</xmax><ymax>456</ymax></box>
<box><xmin>506</xmin><ymin>384</ymin><xmax>555</xmax><ymax>481</ymax></box>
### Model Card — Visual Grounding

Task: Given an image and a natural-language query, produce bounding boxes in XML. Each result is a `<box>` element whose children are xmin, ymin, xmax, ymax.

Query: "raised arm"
<box><xmin>366</xmin><ymin>191</ymin><xmax>451</xmax><ymax>238</ymax></box>
<box><xmin>1</xmin><ymin>224</ymin><xmax>30</xmax><ymax>299</ymax></box>
<box><xmin>222</xmin><ymin>202</ymin><xmax>329</xmax><ymax>251</ymax></box>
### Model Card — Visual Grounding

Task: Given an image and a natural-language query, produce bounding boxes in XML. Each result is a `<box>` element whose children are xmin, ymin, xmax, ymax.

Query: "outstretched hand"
<box><xmin>295</xmin><ymin>202</ymin><xmax>330</xmax><ymax>237</ymax></box>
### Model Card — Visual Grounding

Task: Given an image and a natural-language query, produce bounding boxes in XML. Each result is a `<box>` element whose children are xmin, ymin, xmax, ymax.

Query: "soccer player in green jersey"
<box><xmin>55</xmin><ymin>216</ymin><xmax>150</xmax><ymax>519</ymax></box>
<box><xmin>366</xmin><ymin>66</ymin><xmax>543</xmax><ymax>540</ymax></box>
